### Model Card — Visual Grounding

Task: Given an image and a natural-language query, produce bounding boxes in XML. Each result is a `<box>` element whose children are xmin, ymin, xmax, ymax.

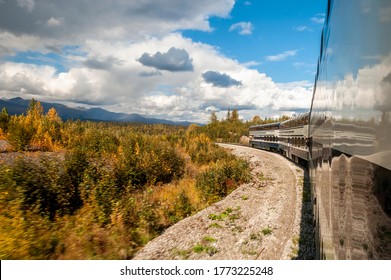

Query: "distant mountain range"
<box><xmin>0</xmin><ymin>97</ymin><xmax>194</xmax><ymax>126</ymax></box>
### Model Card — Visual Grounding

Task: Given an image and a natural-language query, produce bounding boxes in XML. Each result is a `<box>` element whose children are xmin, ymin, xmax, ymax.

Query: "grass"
<box><xmin>262</xmin><ymin>227</ymin><xmax>273</xmax><ymax>236</ymax></box>
<box><xmin>208</xmin><ymin>223</ymin><xmax>222</xmax><ymax>229</ymax></box>
<box><xmin>192</xmin><ymin>244</ymin><xmax>218</xmax><ymax>255</ymax></box>
<box><xmin>172</xmin><ymin>249</ymin><xmax>191</xmax><ymax>260</ymax></box>
<box><xmin>193</xmin><ymin>244</ymin><xmax>205</xmax><ymax>253</ymax></box>
<box><xmin>250</xmin><ymin>232</ymin><xmax>262</xmax><ymax>241</ymax></box>
<box><xmin>258</xmin><ymin>172</ymin><xmax>274</xmax><ymax>181</ymax></box>
<box><xmin>203</xmin><ymin>236</ymin><xmax>217</xmax><ymax>243</ymax></box>
<box><xmin>207</xmin><ymin>207</ymin><xmax>234</xmax><ymax>221</ymax></box>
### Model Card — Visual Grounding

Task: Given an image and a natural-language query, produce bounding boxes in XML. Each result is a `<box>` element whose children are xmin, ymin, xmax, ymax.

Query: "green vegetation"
<box><xmin>258</xmin><ymin>172</ymin><xmax>274</xmax><ymax>181</ymax></box>
<box><xmin>208</xmin><ymin>222</ymin><xmax>222</xmax><ymax>229</ymax></box>
<box><xmin>203</xmin><ymin>236</ymin><xmax>217</xmax><ymax>243</ymax></box>
<box><xmin>262</xmin><ymin>227</ymin><xmax>273</xmax><ymax>236</ymax></box>
<box><xmin>195</xmin><ymin>109</ymin><xmax>289</xmax><ymax>143</ymax></box>
<box><xmin>207</xmin><ymin>207</ymin><xmax>241</xmax><ymax>223</ymax></box>
<box><xmin>0</xmin><ymin>100</ymin><xmax>255</xmax><ymax>259</ymax></box>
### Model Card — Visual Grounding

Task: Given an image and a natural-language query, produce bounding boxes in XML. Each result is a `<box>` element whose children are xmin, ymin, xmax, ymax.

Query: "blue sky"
<box><xmin>184</xmin><ymin>0</ymin><xmax>326</xmax><ymax>83</ymax></box>
<box><xmin>0</xmin><ymin>0</ymin><xmax>327</xmax><ymax>122</ymax></box>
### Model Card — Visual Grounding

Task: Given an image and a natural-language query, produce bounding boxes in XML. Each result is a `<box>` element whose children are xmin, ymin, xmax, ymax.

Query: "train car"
<box><xmin>249</xmin><ymin>121</ymin><xmax>280</xmax><ymax>151</ymax></box>
<box><xmin>279</xmin><ymin>112</ymin><xmax>309</xmax><ymax>163</ymax></box>
<box><xmin>309</xmin><ymin>0</ymin><xmax>391</xmax><ymax>259</ymax></box>
<box><xmin>249</xmin><ymin>113</ymin><xmax>309</xmax><ymax>163</ymax></box>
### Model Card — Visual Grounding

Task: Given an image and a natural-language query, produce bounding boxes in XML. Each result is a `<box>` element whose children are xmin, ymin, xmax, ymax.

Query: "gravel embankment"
<box><xmin>133</xmin><ymin>144</ymin><xmax>315</xmax><ymax>260</ymax></box>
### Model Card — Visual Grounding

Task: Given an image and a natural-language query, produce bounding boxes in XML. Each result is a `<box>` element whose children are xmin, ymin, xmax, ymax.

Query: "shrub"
<box><xmin>196</xmin><ymin>159</ymin><xmax>250</xmax><ymax>203</ymax></box>
<box><xmin>2</xmin><ymin>155</ymin><xmax>80</xmax><ymax>220</ymax></box>
<box><xmin>117</xmin><ymin>135</ymin><xmax>185</xmax><ymax>189</ymax></box>
<box><xmin>0</xmin><ymin>107</ymin><xmax>10</xmax><ymax>133</ymax></box>
<box><xmin>7</xmin><ymin>115</ymin><xmax>34</xmax><ymax>151</ymax></box>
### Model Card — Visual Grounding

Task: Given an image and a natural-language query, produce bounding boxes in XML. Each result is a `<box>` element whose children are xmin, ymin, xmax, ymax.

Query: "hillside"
<box><xmin>0</xmin><ymin>97</ymin><xmax>194</xmax><ymax>125</ymax></box>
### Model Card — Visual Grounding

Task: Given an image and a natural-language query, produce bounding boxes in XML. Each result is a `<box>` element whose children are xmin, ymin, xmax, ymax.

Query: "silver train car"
<box><xmin>249</xmin><ymin>0</ymin><xmax>391</xmax><ymax>259</ymax></box>
<box><xmin>310</xmin><ymin>0</ymin><xmax>391</xmax><ymax>259</ymax></box>
<box><xmin>249</xmin><ymin>112</ymin><xmax>309</xmax><ymax>164</ymax></box>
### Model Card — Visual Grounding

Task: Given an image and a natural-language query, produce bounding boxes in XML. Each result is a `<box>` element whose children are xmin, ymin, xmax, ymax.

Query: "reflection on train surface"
<box><xmin>309</xmin><ymin>0</ymin><xmax>391</xmax><ymax>259</ymax></box>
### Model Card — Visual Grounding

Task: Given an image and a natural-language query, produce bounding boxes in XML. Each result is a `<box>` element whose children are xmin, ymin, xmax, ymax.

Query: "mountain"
<box><xmin>0</xmin><ymin>97</ymin><xmax>195</xmax><ymax>126</ymax></box>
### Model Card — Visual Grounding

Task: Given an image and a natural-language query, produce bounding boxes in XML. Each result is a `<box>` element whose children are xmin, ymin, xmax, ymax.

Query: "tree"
<box><xmin>231</xmin><ymin>109</ymin><xmax>239</xmax><ymax>123</ymax></box>
<box><xmin>0</xmin><ymin>107</ymin><xmax>10</xmax><ymax>133</ymax></box>
<box><xmin>27</xmin><ymin>99</ymin><xmax>44</xmax><ymax>123</ymax></box>
<box><xmin>7</xmin><ymin>115</ymin><xmax>34</xmax><ymax>151</ymax></box>
<box><xmin>209</xmin><ymin>110</ymin><xmax>218</xmax><ymax>124</ymax></box>
<box><xmin>251</xmin><ymin>115</ymin><xmax>261</xmax><ymax>124</ymax></box>
<box><xmin>42</xmin><ymin>107</ymin><xmax>63</xmax><ymax>148</ymax></box>
<box><xmin>226</xmin><ymin>108</ymin><xmax>231</xmax><ymax>121</ymax></box>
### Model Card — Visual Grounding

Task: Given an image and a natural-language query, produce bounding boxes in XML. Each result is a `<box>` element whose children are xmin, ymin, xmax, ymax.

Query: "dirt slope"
<box><xmin>133</xmin><ymin>144</ymin><xmax>315</xmax><ymax>260</ymax></box>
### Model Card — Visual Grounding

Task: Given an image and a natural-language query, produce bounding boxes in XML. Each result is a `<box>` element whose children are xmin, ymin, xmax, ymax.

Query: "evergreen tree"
<box><xmin>0</xmin><ymin>107</ymin><xmax>10</xmax><ymax>133</ymax></box>
<box><xmin>226</xmin><ymin>108</ymin><xmax>231</xmax><ymax>121</ymax></box>
<box><xmin>231</xmin><ymin>109</ymin><xmax>239</xmax><ymax>122</ymax></box>
<box><xmin>251</xmin><ymin>115</ymin><xmax>261</xmax><ymax>124</ymax></box>
<box><xmin>209</xmin><ymin>110</ymin><xmax>218</xmax><ymax>124</ymax></box>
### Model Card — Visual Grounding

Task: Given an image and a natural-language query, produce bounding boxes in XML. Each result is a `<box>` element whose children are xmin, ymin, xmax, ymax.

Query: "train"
<box><xmin>249</xmin><ymin>112</ymin><xmax>310</xmax><ymax>165</ymax></box>
<box><xmin>250</xmin><ymin>0</ymin><xmax>391</xmax><ymax>259</ymax></box>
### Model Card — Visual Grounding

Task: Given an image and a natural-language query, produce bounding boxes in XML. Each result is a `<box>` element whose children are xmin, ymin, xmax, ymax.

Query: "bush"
<box><xmin>7</xmin><ymin>116</ymin><xmax>34</xmax><ymax>151</ymax></box>
<box><xmin>0</xmin><ymin>155</ymin><xmax>81</xmax><ymax>220</ymax></box>
<box><xmin>185</xmin><ymin>133</ymin><xmax>232</xmax><ymax>165</ymax></box>
<box><xmin>117</xmin><ymin>135</ymin><xmax>185</xmax><ymax>189</ymax></box>
<box><xmin>196</xmin><ymin>159</ymin><xmax>250</xmax><ymax>203</ymax></box>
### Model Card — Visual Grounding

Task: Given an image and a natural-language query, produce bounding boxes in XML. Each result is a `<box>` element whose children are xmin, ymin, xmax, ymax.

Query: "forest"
<box><xmin>0</xmin><ymin>100</ymin><xmax>284</xmax><ymax>259</ymax></box>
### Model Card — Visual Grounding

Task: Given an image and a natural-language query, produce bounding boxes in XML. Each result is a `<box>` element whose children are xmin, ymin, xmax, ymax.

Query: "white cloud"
<box><xmin>0</xmin><ymin>0</ymin><xmax>235</xmax><ymax>50</ymax></box>
<box><xmin>0</xmin><ymin>1</ymin><xmax>314</xmax><ymax>123</ymax></box>
<box><xmin>293</xmin><ymin>25</ymin><xmax>312</xmax><ymax>32</ymax></box>
<box><xmin>229</xmin><ymin>22</ymin><xmax>254</xmax><ymax>35</ymax></box>
<box><xmin>265</xmin><ymin>50</ymin><xmax>299</xmax><ymax>62</ymax></box>
<box><xmin>0</xmin><ymin>33</ymin><xmax>312</xmax><ymax>123</ymax></box>
<box><xmin>46</xmin><ymin>17</ymin><xmax>64</xmax><ymax>27</ymax></box>
<box><xmin>276</xmin><ymin>80</ymin><xmax>313</xmax><ymax>89</ymax></box>
<box><xmin>242</xmin><ymin>61</ymin><xmax>261</xmax><ymax>67</ymax></box>
<box><xmin>16</xmin><ymin>0</ymin><xmax>35</xmax><ymax>12</ymax></box>
<box><xmin>311</xmin><ymin>13</ymin><xmax>325</xmax><ymax>24</ymax></box>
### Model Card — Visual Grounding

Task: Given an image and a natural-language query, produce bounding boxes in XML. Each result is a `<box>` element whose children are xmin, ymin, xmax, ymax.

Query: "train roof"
<box><xmin>249</xmin><ymin>121</ymin><xmax>281</xmax><ymax>130</ymax></box>
<box><xmin>280</xmin><ymin>112</ymin><xmax>309</xmax><ymax>127</ymax></box>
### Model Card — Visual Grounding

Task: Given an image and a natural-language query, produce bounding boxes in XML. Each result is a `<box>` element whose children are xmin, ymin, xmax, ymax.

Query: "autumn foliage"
<box><xmin>0</xmin><ymin>100</ymin><xmax>250</xmax><ymax>259</ymax></box>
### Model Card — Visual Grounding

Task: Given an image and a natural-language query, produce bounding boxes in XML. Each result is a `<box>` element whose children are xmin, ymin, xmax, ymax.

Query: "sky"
<box><xmin>0</xmin><ymin>0</ymin><xmax>328</xmax><ymax>123</ymax></box>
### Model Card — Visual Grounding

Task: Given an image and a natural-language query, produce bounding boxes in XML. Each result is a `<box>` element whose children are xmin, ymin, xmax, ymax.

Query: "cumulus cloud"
<box><xmin>229</xmin><ymin>22</ymin><xmax>253</xmax><ymax>35</ymax></box>
<box><xmin>0</xmin><ymin>0</ymin><xmax>234</xmax><ymax>49</ymax></box>
<box><xmin>265</xmin><ymin>50</ymin><xmax>299</xmax><ymax>62</ymax></box>
<box><xmin>0</xmin><ymin>32</ymin><xmax>314</xmax><ymax>122</ymax></box>
<box><xmin>202</xmin><ymin>71</ymin><xmax>242</xmax><ymax>87</ymax></box>
<box><xmin>0</xmin><ymin>0</ymin><xmax>314</xmax><ymax>123</ymax></box>
<box><xmin>138</xmin><ymin>70</ymin><xmax>162</xmax><ymax>77</ymax></box>
<box><xmin>137</xmin><ymin>47</ymin><xmax>194</xmax><ymax>72</ymax></box>
<box><xmin>83</xmin><ymin>56</ymin><xmax>121</xmax><ymax>70</ymax></box>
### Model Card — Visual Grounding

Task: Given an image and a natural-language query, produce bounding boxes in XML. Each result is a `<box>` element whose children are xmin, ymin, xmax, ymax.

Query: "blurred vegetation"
<box><xmin>0</xmin><ymin>100</ymin><xmax>261</xmax><ymax>259</ymax></box>
<box><xmin>194</xmin><ymin>108</ymin><xmax>289</xmax><ymax>143</ymax></box>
